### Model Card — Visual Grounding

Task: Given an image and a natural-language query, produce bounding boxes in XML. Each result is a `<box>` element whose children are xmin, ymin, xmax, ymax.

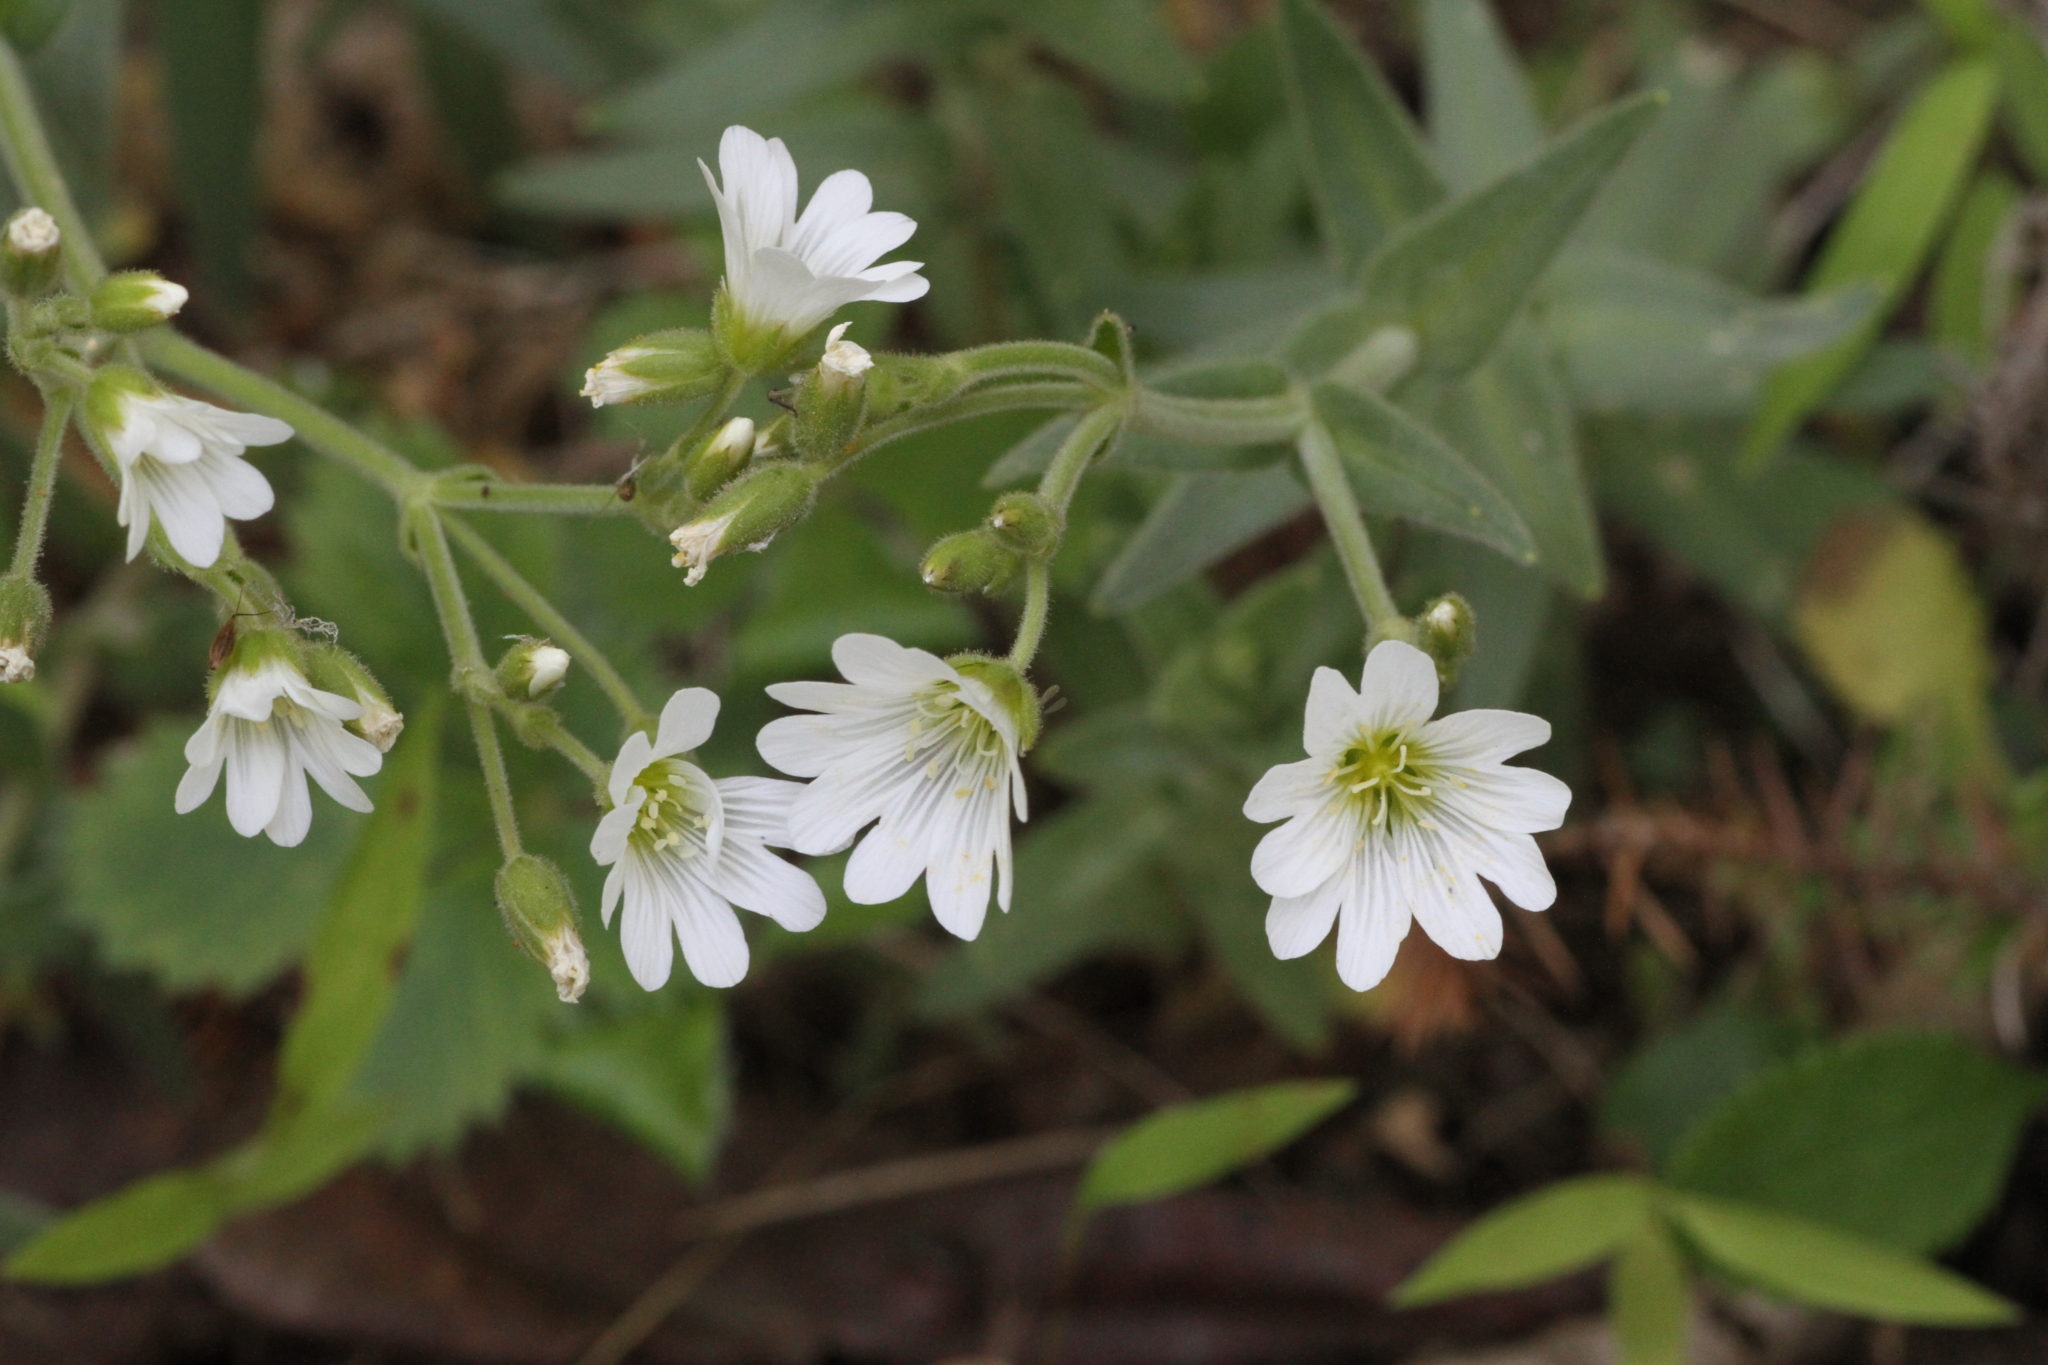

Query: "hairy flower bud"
<box><xmin>669</xmin><ymin>462</ymin><xmax>819</xmax><ymax>585</ymax></box>
<box><xmin>792</xmin><ymin>322</ymin><xmax>869</xmax><ymax>461</ymax></box>
<box><xmin>864</xmin><ymin>352</ymin><xmax>972</xmax><ymax>420</ymax></box>
<box><xmin>1414</xmin><ymin>592</ymin><xmax>1477</xmax><ymax>687</ymax></box>
<box><xmin>498</xmin><ymin>636</ymin><xmax>571</xmax><ymax>699</ymax></box>
<box><xmin>303</xmin><ymin>641</ymin><xmax>404</xmax><ymax>752</ymax></box>
<box><xmin>1</xmin><ymin>207</ymin><xmax>60</xmax><ymax>298</ymax></box>
<box><xmin>582</xmin><ymin>328</ymin><xmax>725</xmax><ymax>408</ymax></box>
<box><xmin>684</xmin><ymin>416</ymin><xmax>756</xmax><ymax>502</ymax></box>
<box><xmin>920</xmin><ymin>528</ymin><xmax>1020</xmax><ymax>596</ymax></box>
<box><xmin>90</xmin><ymin>271</ymin><xmax>188</xmax><ymax>333</ymax></box>
<box><xmin>986</xmin><ymin>492</ymin><xmax>1062</xmax><ymax>559</ymax></box>
<box><xmin>495</xmin><ymin>853</ymin><xmax>589</xmax><ymax>1003</ymax></box>
<box><xmin>0</xmin><ymin>576</ymin><xmax>52</xmax><ymax>683</ymax></box>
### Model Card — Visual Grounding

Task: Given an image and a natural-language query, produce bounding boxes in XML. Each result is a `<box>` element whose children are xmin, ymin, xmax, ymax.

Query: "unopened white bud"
<box><xmin>0</xmin><ymin>644</ymin><xmax>33</xmax><ymax>684</ymax></box>
<box><xmin>547</xmin><ymin>926</ymin><xmax>590</xmax><ymax>1003</ymax></box>
<box><xmin>6</xmin><ymin>208</ymin><xmax>57</xmax><ymax>256</ymax></box>
<box><xmin>819</xmin><ymin>321</ymin><xmax>873</xmax><ymax>395</ymax></box>
<box><xmin>526</xmin><ymin>644</ymin><xmax>571</xmax><ymax>697</ymax></box>
<box><xmin>357</xmin><ymin>697</ymin><xmax>405</xmax><ymax>753</ymax></box>
<box><xmin>90</xmin><ymin>272</ymin><xmax>188</xmax><ymax>333</ymax></box>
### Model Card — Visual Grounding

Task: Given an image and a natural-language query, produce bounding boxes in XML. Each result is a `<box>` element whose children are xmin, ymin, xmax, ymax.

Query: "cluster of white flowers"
<box><xmin>150</xmin><ymin>124</ymin><xmax>1573</xmax><ymax>1006</ymax></box>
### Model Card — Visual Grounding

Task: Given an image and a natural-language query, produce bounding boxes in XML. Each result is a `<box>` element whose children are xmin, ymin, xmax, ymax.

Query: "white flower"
<box><xmin>591</xmin><ymin>688</ymin><xmax>826</xmax><ymax>989</ymax></box>
<box><xmin>668</xmin><ymin>510</ymin><xmax>736</xmax><ymax>586</ymax></box>
<box><xmin>176</xmin><ymin>645</ymin><xmax>384</xmax><ymax>848</ymax></box>
<box><xmin>93</xmin><ymin>374</ymin><xmax>290</xmax><ymax>568</ymax></box>
<box><xmin>1244</xmin><ymin>640</ymin><xmax>1571</xmax><ymax>991</ymax></box>
<box><xmin>701</xmin><ymin>125</ymin><xmax>928</xmax><ymax>344</ymax></box>
<box><xmin>757</xmin><ymin>634</ymin><xmax>1029</xmax><ymax>941</ymax></box>
<box><xmin>6</xmin><ymin>207</ymin><xmax>58</xmax><ymax>255</ymax></box>
<box><xmin>818</xmin><ymin>321</ymin><xmax>872</xmax><ymax>390</ymax></box>
<box><xmin>0</xmin><ymin>645</ymin><xmax>31</xmax><ymax>684</ymax></box>
<box><xmin>580</xmin><ymin>346</ymin><xmax>662</xmax><ymax>406</ymax></box>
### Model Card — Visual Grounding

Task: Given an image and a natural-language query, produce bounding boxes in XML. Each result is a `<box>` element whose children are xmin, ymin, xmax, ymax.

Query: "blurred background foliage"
<box><xmin>5</xmin><ymin>0</ymin><xmax>2048</xmax><ymax>1360</ymax></box>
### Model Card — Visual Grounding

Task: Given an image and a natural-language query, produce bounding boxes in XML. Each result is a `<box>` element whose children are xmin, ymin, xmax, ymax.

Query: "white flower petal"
<box><xmin>712</xmin><ymin>836</ymin><xmax>827</xmax><ymax>931</ymax></box>
<box><xmin>716</xmin><ymin>775</ymin><xmax>800</xmax><ymax>846</ymax></box>
<box><xmin>1244</xmin><ymin>757</ymin><xmax>1327</xmax><ymax>824</ymax></box>
<box><xmin>1249</xmin><ymin>802</ymin><xmax>1352</xmax><ymax>898</ymax></box>
<box><xmin>654</xmin><ymin>687</ymin><xmax>720</xmax><ymax>757</ymax></box>
<box><xmin>831</xmin><ymin>632</ymin><xmax>952</xmax><ymax>690</ymax></box>
<box><xmin>1334</xmin><ymin>859</ymin><xmax>1410</xmax><ymax>991</ymax></box>
<box><xmin>926</xmin><ymin>843</ymin><xmax>994</xmax><ymax>942</ymax></box>
<box><xmin>619</xmin><ymin>866</ymin><xmax>676</xmax><ymax>991</ymax></box>
<box><xmin>669</xmin><ymin>867</ymin><xmax>750</xmax><ymax>988</ymax></box>
<box><xmin>1302</xmin><ymin>666</ymin><xmax>1359</xmax><ymax>755</ymax></box>
<box><xmin>1267</xmin><ymin>872</ymin><xmax>1343</xmax><ymax>960</ymax></box>
<box><xmin>1420</xmin><ymin>708</ymin><xmax>1552</xmax><ymax>765</ymax></box>
<box><xmin>1406</xmin><ymin>827</ymin><xmax>1503</xmax><ymax>962</ymax></box>
<box><xmin>844</xmin><ymin>820</ymin><xmax>924</xmax><ymax>904</ymax></box>
<box><xmin>1355</xmin><ymin>639</ymin><xmax>1439</xmax><ymax>732</ymax></box>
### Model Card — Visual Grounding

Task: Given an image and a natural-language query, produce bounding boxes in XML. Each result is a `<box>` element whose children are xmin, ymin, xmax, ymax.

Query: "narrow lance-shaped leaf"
<box><xmin>1311</xmin><ymin>382</ymin><xmax>1535</xmax><ymax>564</ymax></box>
<box><xmin>1392</xmin><ymin>1174</ymin><xmax>1657</xmax><ymax>1306</ymax></box>
<box><xmin>1666</xmin><ymin>1192</ymin><xmax>2019</xmax><ymax>1326</ymax></box>
<box><xmin>1275</xmin><ymin>0</ymin><xmax>1445</xmax><ymax>274</ymax></box>
<box><xmin>1422</xmin><ymin>0</ymin><xmax>1545</xmax><ymax>191</ymax></box>
<box><xmin>1076</xmin><ymin>1080</ymin><xmax>1356</xmax><ymax>1211</ymax></box>
<box><xmin>1742</xmin><ymin>60</ymin><xmax>1998</xmax><ymax>468</ymax></box>
<box><xmin>1360</xmin><ymin>91</ymin><xmax>1663</xmax><ymax>380</ymax></box>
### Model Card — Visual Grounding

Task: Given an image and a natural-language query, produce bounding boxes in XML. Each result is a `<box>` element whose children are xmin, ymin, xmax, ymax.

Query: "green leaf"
<box><xmin>5</xmin><ymin>1171</ymin><xmax>224</xmax><ymax>1284</ymax></box>
<box><xmin>1092</xmin><ymin>466</ymin><xmax>1309</xmax><ymax>614</ymax></box>
<box><xmin>1392</xmin><ymin>1174</ymin><xmax>1657</xmax><ymax>1306</ymax></box>
<box><xmin>1077</xmin><ymin>1079</ymin><xmax>1355</xmax><ymax>1211</ymax></box>
<box><xmin>1609</xmin><ymin>1220</ymin><xmax>1690</xmax><ymax>1365</ymax></box>
<box><xmin>1422</xmin><ymin>0</ymin><xmax>1545</xmax><ymax>191</ymax></box>
<box><xmin>1742</xmin><ymin>61</ymin><xmax>1999</xmax><ymax>467</ymax></box>
<box><xmin>156</xmin><ymin>0</ymin><xmax>263</xmax><ymax>310</ymax></box>
<box><xmin>1545</xmin><ymin>250</ymin><xmax>1875</xmax><ymax>416</ymax></box>
<box><xmin>1312</xmin><ymin>383</ymin><xmax>1535</xmax><ymax>564</ymax></box>
<box><xmin>274</xmin><ymin>701</ymin><xmax>443</xmax><ymax>1119</ymax></box>
<box><xmin>1929</xmin><ymin>170</ymin><xmax>2022</xmax><ymax>365</ymax></box>
<box><xmin>1418</xmin><ymin>326</ymin><xmax>1603</xmax><ymax>596</ymax></box>
<box><xmin>219</xmin><ymin>1101</ymin><xmax>387</xmax><ymax>1211</ymax></box>
<box><xmin>1275</xmin><ymin>0</ymin><xmax>1444</xmax><ymax>273</ymax></box>
<box><xmin>63</xmin><ymin>720</ymin><xmax>361</xmax><ymax>993</ymax></box>
<box><xmin>1015</xmin><ymin>0</ymin><xmax>1200</xmax><ymax>103</ymax></box>
<box><xmin>1666</xmin><ymin>1192</ymin><xmax>2018</xmax><ymax>1326</ymax></box>
<box><xmin>1601</xmin><ymin>1005</ymin><xmax>1806</xmax><ymax>1171</ymax></box>
<box><xmin>402</xmin><ymin>0</ymin><xmax>608</xmax><ymax>89</ymax></box>
<box><xmin>1667</xmin><ymin>1031</ymin><xmax>2043</xmax><ymax>1254</ymax></box>
<box><xmin>1360</xmin><ymin>91</ymin><xmax>1662</xmax><ymax>379</ymax></box>
<box><xmin>539</xmin><ymin>1001</ymin><xmax>730</xmax><ymax>1182</ymax></box>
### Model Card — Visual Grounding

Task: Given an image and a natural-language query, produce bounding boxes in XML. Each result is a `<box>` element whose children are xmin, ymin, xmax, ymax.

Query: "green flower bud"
<box><xmin>89</xmin><ymin>270</ymin><xmax>189</xmax><ymax>333</ymax></box>
<box><xmin>1</xmin><ymin>207</ymin><xmax>60</xmax><ymax>298</ymax></box>
<box><xmin>496</xmin><ymin>635</ymin><xmax>572</xmax><ymax>700</ymax></box>
<box><xmin>986</xmin><ymin>492</ymin><xmax>1061</xmax><ymax>559</ymax></box>
<box><xmin>948</xmin><ymin>653</ymin><xmax>1043</xmax><ymax>752</ymax></box>
<box><xmin>668</xmin><ymin>462</ymin><xmax>819</xmax><ymax>585</ymax></box>
<box><xmin>711</xmin><ymin>286</ymin><xmax>802</xmax><ymax>376</ymax></box>
<box><xmin>0</xmin><ymin>576</ymin><xmax>52</xmax><ymax>683</ymax></box>
<box><xmin>920</xmin><ymin>528</ymin><xmax>1021</xmax><ymax>596</ymax></box>
<box><xmin>684</xmin><ymin>416</ymin><xmax>757</xmax><ymax>502</ymax></box>
<box><xmin>1328</xmin><ymin>324</ymin><xmax>1419</xmax><ymax>393</ymax></box>
<box><xmin>1414</xmin><ymin>592</ymin><xmax>1477</xmax><ymax>687</ymax></box>
<box><xmin>303</xmin><ymin>640</ymin><xmax>406</xmax><ymax>752</ymax></box>
<box><xmin>494</xmin><ymin>853</ymin><xmax>589</xmax><ymax>1003</ymax></box>
<box><xmin>581</xmin><ymin>328</ymin><xmax>725</xmax><ymax>408</ymax></box>
<box><xmin>792</xmin><ymin>322</ymin><xmax>870</xmax><ymax>461</ymax></box>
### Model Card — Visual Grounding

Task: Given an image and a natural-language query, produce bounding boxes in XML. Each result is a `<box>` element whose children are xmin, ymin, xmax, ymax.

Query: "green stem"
<box><xmin>1007</xmin><ymin>402</ymin><xmax>1126</xmax><ymax>670</ymax></box>
<box><xmin>144</xmin><ymin>332</ymin><xmax>423</xmax><ymax>497</ymax></box>
<box><xmin>443</xmin><ymin>515</ymin><xmax>653</xmax><ymax>735</ymax></box>
<box><xmin>414</xmin><ymin>508</ymin><xmax>522</xmax><ymax>855</ymax></box>
<box><xmin>1297</xmin><ymin>420</ymin><xmax>1405</xmax><ymax>638</ymax></box>
<box><xmin>1131</xmin><ymin>387</ymin><xmax>1304</xmax><ymax>447</ymax></box>
<box><xmin>0</xmin><ymin>40</ymin><xmax>104</xmax><ymax>291</ymax></box>
<box><xmin>429</xmin><ymin>480</ymin><xmax>626</xmax><ymax>515</ymax></box>
<box><xmin>495</xmin><ymin>698</ymin><xmax>611</xmax><ymax>789</ymax></box>
<box><xmin>8</xmin><ymin>388</ymin><xmax>71</xmax><ymax>578</ymax></box>
<box><xmin>949</xmin><ymin>340</ymin><xmax>1121</xmax><ymax>388</ymax></box>
<box><xmin>841</xmin><ymin>380</ymin><xmax>1095</xmax><ymax>471</ymax></box>
<box><xmin>1008</xmin><ymin>561</ymin><xmax>1052</xmax><ymax>669</ymax></box>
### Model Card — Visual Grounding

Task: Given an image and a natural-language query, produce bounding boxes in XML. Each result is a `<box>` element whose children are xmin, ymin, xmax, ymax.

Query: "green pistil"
<box><xmin>629</xmin><ymin>757</ymin><xmax>708</xmax><ymax>854</ymax></box>
<box><xmin>905</xmin><ymin>683</ymin><xmax>1004</xmax><ymax>777</ymax></box>
<box><xmin>1333</xmin><ymin>731</ymin><xmax>1439</xmax><ymax>830</ymax></box>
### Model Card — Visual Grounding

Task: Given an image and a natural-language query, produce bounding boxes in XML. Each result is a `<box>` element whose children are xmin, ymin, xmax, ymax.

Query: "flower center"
<box><xmin>629</xmin><ymin>758</ymin><xmax>710</xmax><ymax>855</ymax></box>
<box><xmin>906</xmin><ymin>683</ymin><xmax>1005</xmax><ymax>776</ymax></box>
<box><xmin>1331</xmin><ymin>730</ymin><xmax>1437</xmax><ymax>829</ymax></box>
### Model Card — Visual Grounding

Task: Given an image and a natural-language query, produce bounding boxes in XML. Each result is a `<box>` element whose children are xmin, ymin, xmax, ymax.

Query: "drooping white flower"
<box><xmin>591</xmin><ymin>688</ymin><xmax>826</xmax><ymax>989</ymax></box>
<box><xmin>757</xmin><ymin>634</ymin><xmax>1034</xmax><ymax>941</ymax></box>
<box><xmin>176</xmin><ymin>635</ymin><xmax>384</xmax><ymax>848</ymax></box>
<box><xmin>87</xmin><ymin>368</ymin><xmax>290</xmax><ymax>568</ymax></box>
<box><xmin>701</xmin><ymin>125</ymin><xmax>928</xmax><ymax>353</ymax></box>
<box><xmin>1244</xmin><ymin>639</ymin><xmax>1571</xmax><ymax>991</ymax></box>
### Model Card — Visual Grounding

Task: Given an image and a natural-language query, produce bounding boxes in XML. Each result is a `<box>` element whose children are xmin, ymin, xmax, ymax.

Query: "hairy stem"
<box><xmin>415</xmin><ymin>509</ymin><xmax>522</xmax><ymax>855</ymax></box>
<box><xmin>430</xmin><ymin>480</ymin><xmax>626</xmax><ymax>516</ymax></box>
<box><xmin>1297</xmin><ymin>420</ymin><xmax>1405</xmax><ymax>639</ymax></box>
<box><xmin>1007</xmin><ymin>401</ymin><xmax>1126</xmax><ymax>670</ymax></box>
<box><xmin>7</xmin><ymin>388</ymin><xmax>71</xmax><ymax>578</ymax></box>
